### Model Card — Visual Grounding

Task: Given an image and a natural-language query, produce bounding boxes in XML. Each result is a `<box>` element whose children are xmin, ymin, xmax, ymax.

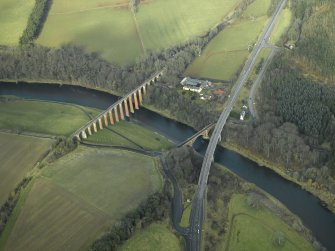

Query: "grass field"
<box><xmin>37</xmin><ymin>0</ymin><xmax>142</xmax><ymax>65</ymax></box>
<box><xmin>136</xmin><ymin>0</ymin><xmax>238</xmax><ymax>50</ymax></box>
<box><xmin>270</xmin><ymin>5</ymin><xmax>292</xmax><ymax>44</ymax></box>
<box><xmin>185</xmin><ymin>0</ymin><xmax>271</xmax><ymax>81</ymax></box>
<box><xmin>0</xmin><ymin>99</ymin><xmax>99</xmax><ymax>136</ymax></box>
<box><xmin>223</xmin><ymin>194</ymin><xmax>314</xmax><ymax>251</ymax></box>
<box><xmin>37</xmin><ymin>0</ymin><xmax>240</xmax><ymax>64</ymax></box>
<box><xmin>180</xmin><ymin>204</ymin><xmax>192</xmax><ymax>228</ymax></box>
<box><xmin>85</xmin><ymin>120</ymin><xmax>174</xmax><ymax>151</ymax></box>
<box><xmin>0</xmin><ymin>133</ymin><xmax>52</xmax><ymax>205</ymax></box>
<box><xmin>0</xmin><ymin>0</ymin><xmax>35</xmax><ymax>45</ymax></box>
<box><xmin>4</xmin><ymin>146</ymin><xmax>162</xmax><ymax>250</ymax></box>
<box><xmin>119</xmin><ymin>223</ymin><xmax>182</xmax><ymax>251</ymax></box>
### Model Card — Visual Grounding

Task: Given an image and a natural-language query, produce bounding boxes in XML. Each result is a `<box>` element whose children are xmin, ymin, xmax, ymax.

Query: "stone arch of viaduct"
<box><xmin>72</xmin><ymin>70</ymin><xmax>164</xmax><ymax>141</ymax></box>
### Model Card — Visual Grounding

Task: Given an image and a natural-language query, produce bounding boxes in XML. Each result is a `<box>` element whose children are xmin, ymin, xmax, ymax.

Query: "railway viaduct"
<box><xmin>72</xmin><ymin>70</ymin><xmax>164</xmax><ymax>141</ymax></box>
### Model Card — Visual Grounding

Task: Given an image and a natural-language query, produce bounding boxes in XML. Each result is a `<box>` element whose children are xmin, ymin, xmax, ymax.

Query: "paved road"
<box><xmin>248</xmin><ymin>47</ymin><xmax>277</xmax><ymax>118</ymax></box>
<box><xmin>187</xmin><ymin>0</ymin><xmax>287</xmax><ymax>250</ymax></box>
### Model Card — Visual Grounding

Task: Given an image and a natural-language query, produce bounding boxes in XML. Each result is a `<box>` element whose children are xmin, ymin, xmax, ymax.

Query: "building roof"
<box><xmin>181</xmin><ymin>77</ymin><xmax>208</xmax><ymax>87</ymax></box>
<box><xmin>212</xmin><ymin>89</ymin><xmax>225</xmax><ymax>95</ymax></box>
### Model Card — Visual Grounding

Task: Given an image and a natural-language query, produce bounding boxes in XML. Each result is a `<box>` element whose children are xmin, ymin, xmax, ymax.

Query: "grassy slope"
<box><xmin>37</xmin><ymin>0</ymin><xmax>142</xmax><ymax>64</ymax></box>
<box><xmin>185</xmin><ymin>0</ymin><xmax>271</xmax><ymax>81</ymax></box>
<box><xmin>119</xmin><ymin>222</ymin><xmax>182</xmax><ymax>251</ymax></box>
<box><xmin>270</xmin><ymin>6</ymin><xmax>292</xmax><ymax>44</ymax></box>
<box><xmin>0</xmin><ymin>99</ymin><xmax>98</xmax><ymax>136</ymax></box>
<box><xmin>4</xmin><ymin>146</ymin><xmax>162</xmax><ymax>251</ymax></box>
<box><xmin>180</xmin><ymin>204</ymin><xmax>192</xmax><ymax>228</ymax></box>
<box><xmin>85</xmin><ymin>120</ymin><xmax>174</xmax><ymax>151</ymax></box>
<box><xmin>37</xmin><ymin>0</ymin><xmax>240</xmax><ymax>64</ymax></box>
<box><xmin>0</xmin><ymin>0</ymin><xmax>35</xmax><ymax>45</ymax></box>
<box><xmin>0</xmin><ymin>133</ymin><xmax>52</xmax><ymax>205</ymax></box>
<box><xmin>223</xmin><ymin>194</ymin><xmax>314</xmax><ymax>251</ymax></box>
<box><xmin>136</xmin><ymin>0</ymin><xmax>238</xmax><ymax>50</ymax></box>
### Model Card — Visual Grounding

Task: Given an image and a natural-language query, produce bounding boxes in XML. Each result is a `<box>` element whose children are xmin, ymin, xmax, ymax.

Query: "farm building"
<box><xmin>183</xmin><ymin>85</ymin><xmax>202</xmax><ymax>93</ymax></box>
<box><xmin>180</xmin><ymin>77</ymin><xmax>210</xmax><ymax>88</ymax></box>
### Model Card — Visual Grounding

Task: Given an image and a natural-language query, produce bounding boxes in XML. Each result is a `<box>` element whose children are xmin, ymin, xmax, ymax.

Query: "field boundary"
<box><xmin>132</xmin><ymin>9</ymin><xmax>146</xmax><ymax>52</ymax></box>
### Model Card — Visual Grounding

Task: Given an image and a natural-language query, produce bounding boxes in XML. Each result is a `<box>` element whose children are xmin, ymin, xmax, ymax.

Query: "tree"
<box><xmin>272</xmin><ymin>230</ymin><xmax>286</xmax><ymax>247</ymax></box>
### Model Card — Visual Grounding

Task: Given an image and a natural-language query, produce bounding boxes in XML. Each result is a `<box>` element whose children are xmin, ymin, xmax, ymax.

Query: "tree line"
<box><xmin>0</xmin><ymin>177</ymin><xmax>32</xmax><ymax>235</ymax></box>
<box><xmin>89</xmin><ymin>184</ymin><xmax>172</xmax><ymax>251</ymax></box>
<box><xmin>20</xmin><ymin>0</ymin><xmax>52</xmax><ymax>45</ymax></box>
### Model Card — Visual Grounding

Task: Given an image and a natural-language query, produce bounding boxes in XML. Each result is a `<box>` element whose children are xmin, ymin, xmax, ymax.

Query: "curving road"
<box><xmin>248</xmin><ymin>47</ymin><xmax>277</xmax><ymax>118</ymax></box>
<box><xmin>187</xmin><ymin>0</ymin><xmax>287</xmax><ymax>249</ymax></box>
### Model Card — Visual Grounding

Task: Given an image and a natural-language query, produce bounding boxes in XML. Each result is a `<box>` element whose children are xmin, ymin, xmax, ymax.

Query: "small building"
<box><xmin>284</xmin><ymin>42</ymin><xmax>295</xmax><ymax>50</ymax></box>
<box><xmin>180</xmin><ymin>77</ymin><xmax>210</xmax><ymax>88</ymax></box>
<box><xmin>200</xmin><ymin>94</ymin><xmax>212</xmax><ymax>100</ymax></box>
<box><xmin>212</xmin><ymin>88</ymin><xmax>225</xmax><ymax>96</ymax></box>
<box><xmin>240</xmin><ymin>110</ymin><xmax>246</xmax><ymax>121</ymax></box>
<box><xmin>183</xmin><ymin>85</ymin><xmax>202</xmax><ymax>93</ymax></box>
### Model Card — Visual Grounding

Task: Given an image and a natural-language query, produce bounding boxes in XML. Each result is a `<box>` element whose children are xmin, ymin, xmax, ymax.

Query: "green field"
<box><xmin>4</xmin><ymin>146</ymin><xmax>162</xmax><ymax>250</ymax></box>
<box><xmin>180</xmin><ymin>204</ymin><xmax>192</xmax><ymax>228</ymax></box>
<box><xmin>0</xmin><ymin>0</ymin><xmax>35</xmax><ymax>45</ymax></box>
<box><xmin>37</xmin><ymin>0</ymin><xmax>240</xmax><ymax>64</ymax></box>
<box><xmin>119</xmin><ymin>223</ymin><xmax>182</xmax><ymax>251</ymax></box>
<box><xmin>270</xmin><ymin>6</ymin><xmax>292</xmax><ymax>44</ymax></box>
<box><xmin>85</xmin><ymin>120</ymin><xmax>174</xmax><ymax>151</ymax></box>
<box><xmin>0</xmin><ymin>99</ymin><xmax>98</xmax><ymax>136</ymax></box>
<box><xmin>223</xmin><ymin>194</ymin><xmax>314</xmax><ymax>251</ymax></box>
<box><xmin>0</xmin><ymin>133</ymin><xmax>52</xmax><ymax>205</ymax></box>
<box><xmin>185</xmin><ymin>0</ymin><xmax>271</xmax><ymax>81</ymax></box>
<box><xmin>37</xmin><ymin>0</ymin><xmax>142</xmax><ymax>65</ymax></box>
<box><xmin>136</xmin><ymin>0</ymin><xmax>238</xmax><ymax>50</ymax></box>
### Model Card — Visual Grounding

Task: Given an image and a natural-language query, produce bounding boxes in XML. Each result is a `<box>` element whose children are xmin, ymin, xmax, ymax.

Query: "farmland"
<box><xmin>87</xmin><ymin>121</ymin><xmax>173</xmax><ymax>150</ymax></box>
<box><xmin>119</xmin><ymin>223</ymin><xmax>182</xmax><ymax>251</ymax></box>
<box><xmin>223</xmin><ymin>194</ymin><xmax>314</xmax><ymax>251</ymax></box>
<box><xmin>0</xmin><ymin>99</ymin><xmax>98</xmax><ymax>136</ymax></box>
<box><xmin>0</xmin><ymin>133</ymin><xmax>52</xmax><ymax>205</ymax></box>
<box><xmin>0</xmin><ymin>0</ymin><xmax>35</xmax><ymax>45</ymax></box>
<box><xmin>37</xmin><ymin>0</ymin><xmax>240</xmax><ymax>64</ymax></box>
<box><xmin>85</xmin><ymin>120</ymin><xmax>174</xmax><ymax>151</ymax></box>
<box><xmin>185</xmin><ymin>0</ymin><xmax>271</xmax><ymax>81</ymax></box>
<box><xmin>3</xmin><ymin>146</ymin><xmax>162</xmax><ymax>250</ymax></box>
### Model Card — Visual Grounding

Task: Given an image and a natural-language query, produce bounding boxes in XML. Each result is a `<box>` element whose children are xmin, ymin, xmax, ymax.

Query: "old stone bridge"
<box><xmin>72</xmin><ymin>70</ymin><xmax>164</xmax><ymax>141</ymax></box>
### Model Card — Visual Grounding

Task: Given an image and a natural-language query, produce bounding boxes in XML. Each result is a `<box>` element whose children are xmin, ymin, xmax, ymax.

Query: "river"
<box><xmin>1</xmin><ymin>82</ymin><xmax>334</xmax><ymax>251</ymax></box>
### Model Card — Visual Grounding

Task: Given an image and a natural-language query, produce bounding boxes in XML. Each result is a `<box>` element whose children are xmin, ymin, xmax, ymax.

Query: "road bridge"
<box><xmin>178</xmin><ymin>123</ymin><xmax>215</xmax><ymax>147</ymax></box>
<box><xmin>72</xmin><ymin>70</ymin><xmax>164</xmax><ymax>141</ymax></box>
<box><xmin>187</xmin><ymin>0</ymin><xmax>288</xmax><ymax>250</ymax></box>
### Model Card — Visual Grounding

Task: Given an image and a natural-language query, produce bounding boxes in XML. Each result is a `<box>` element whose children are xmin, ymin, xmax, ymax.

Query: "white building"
<box><xmin>183</xmin><ymin>85</ymin><xmax>202</xmax><ymax>93</ymax></box>
<box><xmin>240</xmin><ymin>110</ymin><xmax>246</xmax><ymax>121</ymax></box>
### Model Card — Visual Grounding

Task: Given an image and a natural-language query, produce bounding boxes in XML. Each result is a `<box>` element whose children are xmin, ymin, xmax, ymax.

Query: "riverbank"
<box><xmin>0</xmin><ymin>79</ymin><xmax>190</xmax><ymax>129</ymax></box>
<box><xmin>221</xmin><ymin>140</ymin><xmax>335</xmax><ymax>214</ymax></box>
<box><xmin>2</xmin><ymin>79</ymin><xmax>335</xmax><ymax>214</ymax></box>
